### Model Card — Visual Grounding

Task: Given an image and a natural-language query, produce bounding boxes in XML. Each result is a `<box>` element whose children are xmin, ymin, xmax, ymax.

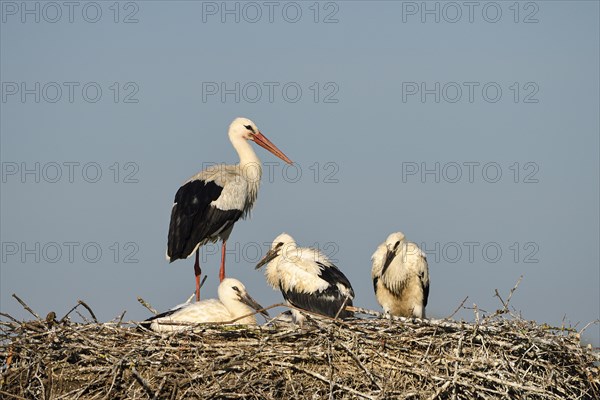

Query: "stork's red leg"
<box><xmin>219</xmin><ymin>240</ymin><xmax>227</xmax><ymax>282</ymax></box>
<box><xmin>194</xmin><ymin>249</ymin><xmax>201</xmax><ymax>301</ymax></box>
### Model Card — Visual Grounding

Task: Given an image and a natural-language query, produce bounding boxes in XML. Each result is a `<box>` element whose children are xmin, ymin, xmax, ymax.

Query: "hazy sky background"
<box><xmin>1</xmin><ymin>1</ymin><xmax>598</xmax><ymax>346</ymax></box>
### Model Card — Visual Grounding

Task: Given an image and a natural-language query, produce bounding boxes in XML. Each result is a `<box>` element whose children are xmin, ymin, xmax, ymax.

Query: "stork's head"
<box><xmin>218</xmin><ymin>278</ymin><xmax>269</xmax><ymax>317</ymax></box>
<box><xmin>381</xmin><ymin>232</ymin><xmax>406</xmax><ymax>274</ymax></box>
<box><xmin>271</xmin><ymin>233</ymin><xmax>296</xmax><ymax>248</ymax></box>
<box><xmin>255</xmin><ymin>233</ymin><xmax>297</xmax><ymax>269</ymax></box>
<box><xmin>385</xmin><ymin>232</ymin><xmax>406</xmax><ymax>252</ymax></box>
<box><xmin>229</xmin><ymin>117</ymin><xmax>293</xmax><ymax>164</ymax></box>
<box><xmin>229</xmin><ymin>117</ymin><xmax>259</xmax><ymax>141</ymax></box>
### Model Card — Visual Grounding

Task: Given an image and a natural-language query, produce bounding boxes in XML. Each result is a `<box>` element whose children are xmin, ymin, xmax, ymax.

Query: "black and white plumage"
<box><xmin>256</xmin><ymin>233</ymin><xmax>355</xmax><ymax>324</ymax></box>
<box><xmin>142</xmin><ymin>278</ymin><xmax>268</xmax><ymax>332</ymax></box>
<box><xmin>166</xmin><ymin>117</ymin><xmax>292</xmax><ymax>301</ymax></box>
<box><xmin>371</xmin><ymin>232</ymin><xmax>429</xmax><ymax>318</ymax></box>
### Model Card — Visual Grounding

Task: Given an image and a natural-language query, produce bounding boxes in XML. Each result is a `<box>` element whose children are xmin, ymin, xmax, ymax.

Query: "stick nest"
<box><xmin>1</xmin><ymin>305</ymin><xmax>598</xmax><ymax>399</ymax></box>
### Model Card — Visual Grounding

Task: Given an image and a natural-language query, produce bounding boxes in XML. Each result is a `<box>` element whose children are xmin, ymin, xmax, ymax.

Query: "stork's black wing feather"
<box><xmin>139</xmin><ymin>305</ymin><xmax>185</xmax><ymax>330</ymax></box>
<box><xmin>167</xmin><ymin>179</ymin><xmax>242</xmax><ymax>261</ymax></box>
<box><xmin>317</xmin><ymin>262</ymin><xmax>355</xmax><ymax>297</ymax></box>
<box><xmin>281</xmin><ymin>262</ymin><xmax>354</xmax><ymax>319</ymax></box>
<box><xmin>281</xmin><ymin>288</ymin><xmax>354</xmax><ymax>319</ymax></box>
<box><xmin>421</xmin><ymin>272</ymin><xmax>429</xmax><ymax>308</ymax></box>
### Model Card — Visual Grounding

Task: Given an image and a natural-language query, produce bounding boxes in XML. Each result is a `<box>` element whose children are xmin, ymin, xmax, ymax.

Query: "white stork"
<box><xmin>371</xmin><ymin>232</ymin><xmax>429</xmax><ymax>318</ymax></box>
<box><xmin>142</xmin><ymin>278</ymin><xmax>268</xmax><ymax>332</ymax></box>
<box><xmin>256</xmin><ymin>233</ymin><xmax>355</xmax><ymax>324</ymax></box>
<box><xmin>167</xmin><ymin>118</ymin><xmax>292</xmax><ymax>301</ymax></box>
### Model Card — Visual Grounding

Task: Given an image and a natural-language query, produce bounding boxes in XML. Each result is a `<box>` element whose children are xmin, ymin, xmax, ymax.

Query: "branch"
<box><xmin>445</xmin><ymin>296</ymin><xmax>468</xmax><ymax>319</ymax></box>
<box><xmin>12</xmin><ymin>294</ymin><xmax>40</xmax><ymax>319</ymax></box>
<box><xmin>137</xmin><ymin>297</ymin><xmax>158</xmax><ymax>315</ymax></box>
<box><xmin>77</xmin><ymin>300</ymin><xmax>98</xmax><ymax>323</ymax></box>
<box><xmin>130</xmin><ymin>367</ymin><xmax>155</xmax><ymax>398</ymax></box>
<box><xmin>269</xmin><ymin>361</ymin><xmax>377</xmax><ymax>400</ymax></box>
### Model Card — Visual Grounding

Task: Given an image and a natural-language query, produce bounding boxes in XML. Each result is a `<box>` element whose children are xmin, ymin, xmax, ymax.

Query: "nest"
<box><xmin>1</xmin><ymin>297</ymin><xmax>599</xmax><ymax>400</ymax></box>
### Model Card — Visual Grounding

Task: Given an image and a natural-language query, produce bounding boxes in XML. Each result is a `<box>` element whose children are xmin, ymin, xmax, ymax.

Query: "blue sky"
<box><xmin>1</xmin><ymin>1</ymin><xmax>599</xmax><ymax>346</ymax></box>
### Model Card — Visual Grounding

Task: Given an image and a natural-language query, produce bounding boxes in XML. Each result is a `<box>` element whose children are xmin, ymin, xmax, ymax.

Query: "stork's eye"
<box><xmin>244</xmin><ymin>124</ymin><xmax>255</xmax><ymax>133</ymax></box>
<box><xmin>232</xmin><ymin>286</ymin><xmax>240</xmax><ymax>292</ymax></box>
<box><xmin>394</xmin><ymin>241</ymin><xmax>400</xmax><ymax>250</ymax></box>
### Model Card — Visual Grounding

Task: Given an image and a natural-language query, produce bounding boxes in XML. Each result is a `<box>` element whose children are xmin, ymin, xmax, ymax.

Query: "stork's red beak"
<box><xmin>253</xmin><ymin>132</ymin><xmax>293</xmax><ymax>165</ymax></box>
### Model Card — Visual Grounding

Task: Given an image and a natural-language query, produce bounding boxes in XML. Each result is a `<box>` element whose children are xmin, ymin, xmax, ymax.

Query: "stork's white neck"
<box><xmin>231</xmin><ymin>135</ymin><xmax>263</xmax><ymax>183</ymax></box>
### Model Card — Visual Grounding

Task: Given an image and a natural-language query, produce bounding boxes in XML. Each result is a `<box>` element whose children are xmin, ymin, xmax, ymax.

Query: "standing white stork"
<box><xmin>371</xmin><ymin>232</ymin><xmax>429</xmax><ymax>318</ymax></box>
<box><xmin>142</xmin><ymin>278</ymin><xmax>268</xmax><ymax>332</ymax></box>
<box><xmin>256</xmin><ymin>233</ymin><xmax>355</xmax><ymax>324</ymax></box>
<box><xmin>167</xmin><ymin>118</ymin><xmax>292</xmax><ymax>301</ymax></box>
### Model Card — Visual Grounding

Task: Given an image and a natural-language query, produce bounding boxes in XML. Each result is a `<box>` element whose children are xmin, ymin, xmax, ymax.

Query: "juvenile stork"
<box><xmin>256</xmin><ymin>233</ymin><xmax>355</xmax><ymax>324</ymax></box>
<box><xmin>167</xmin><ymin>118</ymin><xmax>292</xmax><ymax>301</ymax></box>
<box><xmin>371</xmin><ymin>232</ymin><xmax>429</xmax><ymax>318</ymax></box>
<box><xmin>142</xmin><ymin>278</ymin><xmax>268</xmax><ymax>332</ymax></box>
